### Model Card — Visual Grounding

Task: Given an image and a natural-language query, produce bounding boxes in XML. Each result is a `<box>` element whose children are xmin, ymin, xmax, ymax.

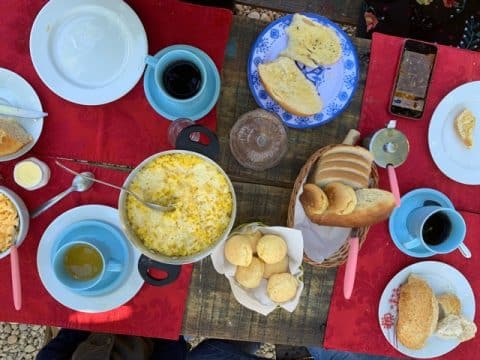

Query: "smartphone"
<box><xmin>389</xmin><ymin>39</ymin><xmax>437</xmax><ymax>119</ymax></box>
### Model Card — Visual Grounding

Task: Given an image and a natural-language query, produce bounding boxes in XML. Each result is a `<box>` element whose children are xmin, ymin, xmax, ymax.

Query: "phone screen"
<box><xmin>390</xmin><ymin>40</ymin><xmax>437</xmax><ymax>119</ymax></box>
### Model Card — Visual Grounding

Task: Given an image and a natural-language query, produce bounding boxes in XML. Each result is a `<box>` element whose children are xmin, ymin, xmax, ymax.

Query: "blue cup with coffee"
<box><xmin>403</xmin><ymin>206</ymin><xmax>466</xmax><ymax>254</ymax></box>
<box><xmin>145</xmin><ymin>49</ymin><xmax>207</xmax><ymax>103</ymax></box>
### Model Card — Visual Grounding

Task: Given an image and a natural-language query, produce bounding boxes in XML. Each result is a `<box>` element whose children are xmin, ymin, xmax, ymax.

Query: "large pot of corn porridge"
<box><xmin>119</xmin><ymin>150</ymin><xmax>236</xmax><ymax>266</ymax></box>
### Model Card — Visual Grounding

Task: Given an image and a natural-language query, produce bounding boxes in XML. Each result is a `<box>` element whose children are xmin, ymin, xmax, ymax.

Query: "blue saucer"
<box><xmin>144</xmin><ymin>45</ymin><xmax>221</xmax><ymax>121</ymax></box>
<box><xmin>389</xmin><ymin>188</ymin><xmax>454</xmax><ymax>258</ymax></box>
<box><xmin>51</xmin><ymin>220</ymin><xmax>130</xmax><ymax>296</ymax></box>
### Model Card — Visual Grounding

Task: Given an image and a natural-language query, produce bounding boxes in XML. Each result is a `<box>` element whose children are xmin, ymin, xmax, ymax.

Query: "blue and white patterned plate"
<box><xmin>247</xmin><ymin>13</ymin><xmax>359</xmax><ymax>129</ymax></box>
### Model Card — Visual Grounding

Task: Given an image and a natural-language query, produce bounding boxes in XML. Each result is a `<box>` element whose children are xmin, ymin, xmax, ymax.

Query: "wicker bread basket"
<box><xmin>286</xmin><ymin>136</ymin><xmax>379</xmax><ymax>268</ymax></box>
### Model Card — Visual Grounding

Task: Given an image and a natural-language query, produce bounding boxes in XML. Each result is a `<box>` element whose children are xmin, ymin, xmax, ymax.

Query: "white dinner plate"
<box><xmin>428</xmin><ymin>81</ymin><xmax>480</xmax><ymax>184</ymax></box>
<box><xmin>378</xmin><ymin>261</ymin><xmax>475</xmax><ymax>359</ymax></box>
<box><xmin>0</xmin><ymin>68</ymin><xmax>44</xmax><ymax>161</ymax></box>
<box><xmin>30</xmin><ymin>0</ymin><xmax>148</xmax><ymax>105</ymax></box>
<box><xmin>37</xmin><ymin>205</ymin><xmax>144</xmax><ymax>313</ymax></box>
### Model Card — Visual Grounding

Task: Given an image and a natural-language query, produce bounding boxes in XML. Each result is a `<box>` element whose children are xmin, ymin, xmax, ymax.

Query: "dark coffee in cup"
<box><xmin>422</xmin><ymin>212</ymin><xmax>451</xmax><ymax>246</ymax></box>
<box><xmin>162</xmin><ymin>60</ymin><xmax>202</xmax><ymax>99</ymax></box>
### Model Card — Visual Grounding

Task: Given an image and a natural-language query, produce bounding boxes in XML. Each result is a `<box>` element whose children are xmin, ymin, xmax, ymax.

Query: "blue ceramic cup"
<box><xmin>404</xmin><ymin>206</ymin><xmax>466</xmax><ymax>254</ymax></box>
<box><xmin>145</xmin><ymin>49</ymin><xmax>207</xmax><ymax>103</ymax></box>
<box><xmin>52</xmin><ymin>240</ymin><xmax>122</xmax><ymax>292</ymax></box>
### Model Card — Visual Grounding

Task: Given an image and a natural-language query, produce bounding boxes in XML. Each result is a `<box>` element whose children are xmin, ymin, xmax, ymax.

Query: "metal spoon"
<box><xmin>30</xmin><ymin>172</ymin><xmax>94</xmax><ymax>218</ymax></box>
<box><xmin>55</xmin><ymin>161</ymin><xmax>175</xmax><ymax>212</ymax></box>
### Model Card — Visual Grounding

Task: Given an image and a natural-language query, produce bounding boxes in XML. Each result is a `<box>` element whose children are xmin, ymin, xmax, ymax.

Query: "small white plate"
<box><xmin>37</xmin><ymin>205</ymin><xmax>144</xmax><ymax>313</ymax></box>
<box><xmin>429</xmin><ymin>81</ymin><xmax>480</xmax><ymax>184</ymax></box>
<box><xmin>0</xmin><ymin>68</ymin><xmax>44</xmax><ymax>162</ymax></box>
<box><xmin>378</xmin><ymin>261</ymin><xmax>475</xmax><ymax>359</ymax></box>
<box><xmin>30</xmin><ymin>0</ymin><xmax>148</xmax><ymax>105</ymax></box>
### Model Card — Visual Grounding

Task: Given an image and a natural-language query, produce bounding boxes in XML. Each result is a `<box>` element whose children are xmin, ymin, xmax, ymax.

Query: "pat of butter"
<box><xmin>14</xmin><ymin>158</ymin><xmax>50</xmax><ymax>190</ymax></box>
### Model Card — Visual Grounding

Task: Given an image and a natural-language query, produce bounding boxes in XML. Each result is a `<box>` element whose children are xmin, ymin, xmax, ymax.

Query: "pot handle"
<box><xmin>175</xmin><ymin>125</ymin><xmax>219</xmax><ymax>160</ymax></box>
<box><xmin>137</xmin><ymin>254</ymin><xmax>181</xmax><ymax>286</ymax></box>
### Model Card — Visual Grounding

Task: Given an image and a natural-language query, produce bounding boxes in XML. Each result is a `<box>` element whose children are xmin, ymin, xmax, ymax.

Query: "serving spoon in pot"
<box><xmin>54</xmin><ymin>161</ymin><xmax>175</xmax><ymax>212</ymax></box>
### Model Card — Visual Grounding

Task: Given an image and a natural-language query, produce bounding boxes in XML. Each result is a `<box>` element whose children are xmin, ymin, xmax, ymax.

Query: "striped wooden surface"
<box><xmin>236</xmin><ymin>0</ymin><xmax>362</xmax><ymax>25</ymax></box>
<box><xmin>181</xmin><ymin>15</ymin><xmax>372</xmax><ymax>346</ymax></box>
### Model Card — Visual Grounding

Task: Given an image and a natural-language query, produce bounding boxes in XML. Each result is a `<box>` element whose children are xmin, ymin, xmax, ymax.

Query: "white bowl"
<box><xmin>0</xmin><ymin>186</ymin><xmax>29</xmax><ymax>259</ymax></box>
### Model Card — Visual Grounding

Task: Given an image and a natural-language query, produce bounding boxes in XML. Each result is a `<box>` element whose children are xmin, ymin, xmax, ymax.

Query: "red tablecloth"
<box><xmin>0</xmin><ymin>0</ymin><xmax>232</xmax><ymax>340</ymax></box>
<box><xmin>0</xmin><ymin>0</ymin><xmax>232</xmax><ymax>166</ymax></box>
<box><xmin>324</xmin><ymin>33</ymin><xmax>480</xmax><ymax>358</ymax></box>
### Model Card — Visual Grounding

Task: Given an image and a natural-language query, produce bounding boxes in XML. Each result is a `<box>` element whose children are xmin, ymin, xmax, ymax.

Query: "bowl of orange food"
<box><xmin>118</xmin><ymin>150</ymin><xmax>236</xmax><ymax>265</ymax></box>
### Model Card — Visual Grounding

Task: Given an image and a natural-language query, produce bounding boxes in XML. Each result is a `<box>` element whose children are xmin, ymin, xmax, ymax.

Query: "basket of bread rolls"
<box><xmin>287</xmin><ymin>130</ymin><xmax>396</xmax><ymax>267</ymax></box>
<box><xmin>211</xmin><ymin>222</ymin><xmax>304</xmax><ymax>316</ymax></box>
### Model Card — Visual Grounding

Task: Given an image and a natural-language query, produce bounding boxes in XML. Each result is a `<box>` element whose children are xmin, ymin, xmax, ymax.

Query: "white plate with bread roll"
<box><xmin>429</xmin><ymin>81</ymin><xmax>480</xmax><ymax>184</ymax></box>
<box><xmin>378</xmin><ymin>261</ymin><xmax>476</xmax><ymax>359</ymax></box>
<box><xmin>211</xmin><ymin>223</ymin><xmax>304</xmax><ymax>316</ymax></box>
<box><xmin>0</xmin><ymin>68</ymin><xmax>44</xmax><ymax>162</ymax></box>
<box><xmin>247</xmin><ymin>13</ymin><xmax>359</xmax><ymax>129</ymax></box>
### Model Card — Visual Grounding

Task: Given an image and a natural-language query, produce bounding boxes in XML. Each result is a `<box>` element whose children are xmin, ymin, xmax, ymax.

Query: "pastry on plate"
<box><xmin>454</xmin><ymin>109</ymin><xmax>475</xmax><ymax>149</ymax></box>
<box><xmin>437</xmin><ymin>293</ymin><xmax>461</xmax><ymax>317</ymax></box>
<box><xmin>267</xmin><ymin>272</ymin><xmax>298</xmax><ymax>303</ymax></box>
<box><xmin>281</xmin><ymin>13</ymin><xmax>342</xmax><ymax>67</ymax></box>
<box><xmin>436</xmin><ymin>314</ymin><xmax>477</xmax><ymax>342</ymax></box>
<box><xmin>258</xmin><ymin>56</ymin><xmax>323</xmax><ymax>117</ymax></box>
<box><xmin>224</xmin><ymin>234</ymin><xmax>253</xmax><ymax>266</ymax></box>
<box><xmin>396</xmin><ymin>275</ymin><xmax>439</xmax><ymax>350</ymax></box>
<box><xmin>0</xmin><ymin>118</ymin><xmax>32</xmax><ymax>156</ymax></box>
<box><xmin>235</xmin><ymin>256</ymin><xmax>265</xmax><ymax>289</ymax></box>
<box><xmin>257</xmin><ymin>234</ymin><xmax>288</xmax><ymax>264</ymax></box>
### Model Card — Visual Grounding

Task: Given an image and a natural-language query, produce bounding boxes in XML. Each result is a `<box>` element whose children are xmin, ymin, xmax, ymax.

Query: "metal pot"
<box><xmin>118</xmin><ymin>130</ymin><xmax>236</xmax><ymax>284</ymax></box>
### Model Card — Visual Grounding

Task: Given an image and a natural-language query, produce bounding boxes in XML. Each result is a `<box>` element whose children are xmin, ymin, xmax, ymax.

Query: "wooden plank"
<box><xmin>236</xmin><ymin>0</ymin><xmax>362</xmax><ymax>26</ymax></box>
<box><xmin>182</xmin><ymin>181</ymin><xmax>337</xmax><ymax>346</ymax></box>
<box><xmin>216</xmin><ymin>16</ymin><xmax>371</xmax><ymax>188</ymax></box>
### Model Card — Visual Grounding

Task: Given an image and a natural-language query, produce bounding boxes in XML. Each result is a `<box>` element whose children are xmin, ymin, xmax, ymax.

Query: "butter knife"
<box><xmin>0</xmin><ymin>104</ymin><xmax>48</xmax><ymax>119</ymax></box>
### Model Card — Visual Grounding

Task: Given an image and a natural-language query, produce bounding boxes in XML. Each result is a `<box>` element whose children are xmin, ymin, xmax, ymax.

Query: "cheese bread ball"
<box><xmin>224</xmin><ymin>234</ymin><xmax>252</xmax><ymax>267</ymax></box>
<box><xmin>263</xmin><ymin>256</ymin><xmax>289</xmax><ymax>279</ymax></box>
<box><xmin>235</xmin><ymin>256</ymin><xmax>265</xmax><ymax>288</ymax></box>
<box><xmin>257</xmin><ymin>234</ymin><xmax>288</xmax><ymax>264</ymax></box>
<box><xmin>267</xmin><ymin>273</ymin><xmax>298</xmax><ymax>303</ymax></box>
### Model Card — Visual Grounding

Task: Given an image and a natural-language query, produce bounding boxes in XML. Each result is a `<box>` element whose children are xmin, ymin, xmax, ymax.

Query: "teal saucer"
<box><xmin>388</xmin><ymin>188</ymin><xmax>454</xmax><ymax>258</ymax></box>
<box><xmin>143</xmin><ymin>45</ymin><xmax>221</xmax><ymax>121</ymax></box>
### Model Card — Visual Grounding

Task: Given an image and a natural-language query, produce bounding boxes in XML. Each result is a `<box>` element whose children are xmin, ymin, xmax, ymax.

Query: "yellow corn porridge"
<box><xmin>0</xmin><ymin>193</ymin><xmax>19</xmax><ymax>252</ymax></box>
<box><xmin>126</xmin><ymin>153</ymin><xmax>233</xmax><ymax>257</ymax></box>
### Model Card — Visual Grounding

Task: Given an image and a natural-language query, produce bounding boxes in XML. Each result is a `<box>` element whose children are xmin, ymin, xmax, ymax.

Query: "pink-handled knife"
<box><xmin>10</xmin><ymin>245</ymin><xmax>22</xmax><ymax>310</ymax></box>
<box><xmin>343</xmin><ymin>231</ymin><xmax>359</xmax><ymax>300</ymax></box>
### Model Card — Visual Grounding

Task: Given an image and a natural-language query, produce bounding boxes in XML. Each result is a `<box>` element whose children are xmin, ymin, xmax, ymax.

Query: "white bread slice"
<box><xmin>319</xmin><ymin>153</ymin><xmax>372</xmax><ymax>172</ymax></box>
<box><xmin>281</xmin><ymin>13</ymin><xmax>342</xmax><ymax>67</ymax></box>
<box><xmin>314</xmin><ymin>168</ymin><xmax>369</xmax><ymax>189</ymax></box>
<box><xmin>0</xmin><ymin>118</ymin><xmax>32</xmax><ymax>156</ymax></box>
<box><xmin>300</xmin><ymin>187</ymin><xmax>395</xmax><ymax>227</ymax></box>
<box><xmin>397</xmin><ymin>275</ymin><xmax>439</xmax><ymax>350</ymax></box>
<box><xmin>436</xmin><ymin>314</ymin><xmax>477</xmax><ymax>342</ymax></box>
<box><xmin>454</xmin><ymin>109</ymin><xmax>476</xmax><ymax>148</ymax></box>
<box><xmin>318</xmin><ymin>159</ymin><xmax>370</xmax><ymax>179</ymax></box>
<box><xmin>321</xmin><ymin>145</ymin><xmax>374</xmax><ymax>164</ymax></box>
<box><xmin>258</xmin><ymin>56</ymin><xmax>322</xmax><ymax>116</ymax></box>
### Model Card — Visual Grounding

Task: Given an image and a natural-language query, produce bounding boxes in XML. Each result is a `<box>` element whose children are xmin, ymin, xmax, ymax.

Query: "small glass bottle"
<box><xmin>13</xmin><ymin>157</ymin><xmax>51</xmax><ymax>190</ymax></box>
<box><xmin>167</xmin><ymin>118</ymin><xmax>201</xmax><ymax>147</ymax></box>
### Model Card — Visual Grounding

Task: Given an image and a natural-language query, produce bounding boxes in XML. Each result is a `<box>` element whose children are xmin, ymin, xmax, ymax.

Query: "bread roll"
<box><xmin>224</xmin><ymin>234</ymin><xmax>253</xmax><ymax>266</ymax></box>
<box><xmin>397</xmin><ymin>275</ymin><xmax>439</xmax><ymax>350</ymax></box>
<box><xmin>235</xmin><ymin>256</ymin><xmax>265</xmax><ymax>289</ymax></box>
<box><xmin>263</xmin><ymin>256</ymin><xmax>289</xmax><ymax>279</ymax></box>
<box><xmin>267</xmin><ymin>273</ymin><xmax>298</xmax><ymax>303</ymax></box>
<box><xmin>299</xmin><ymin>183</ymin><xmax>329</xmax><ymax>216</ymax></box>
<box><xmin>281</xmin><ymin>13</ymin><xmax>342</xmax><ymax>67</ymax></box>
<box><xmin>302</xmin><ymin>188</ymin><xmax>395</xmax><ymax>227</ymax></box>
<box><xmin>257</xmin><ymin>234</ymin><xmax>288</xmax><ymax>264</ymax></box>
<box><xmin>436</xmin><ymin>314</ymin><xmax>477</xmax><ymax>342</ymax></box>
<box><xmin>247</xmin><ymin>230</ymin><xmax>262</xmax><ymax>254</ymax></box>
<box><xmin>0</xmin><ymin>118</ymin><xmax>32</xmax><ymax>156</ymax></box>
<box><xmin>323</xmin><ymin>182</ymin><xmax>357</xmax><ymax>215</ymax></box>
<box><xmin>455</xmin><ymin>109</ymin><xmax>475</xmax><ymax>148</ymax></box>
<box><xmin>437</xmin><ymin>293</ymin><xmax>461</xmax><ymax>317</ymax></box>
<box><xmin>258</xmin><ymin>57</ymin><xmax>322</xmax><ymax>117</ymax></box>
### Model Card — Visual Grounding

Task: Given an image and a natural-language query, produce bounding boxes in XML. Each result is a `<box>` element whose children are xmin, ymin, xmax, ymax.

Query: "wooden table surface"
<box><xmin>181</xmin><ymin>15</ymin><xmax>372</xmax><ymax>346</ymax></box>
<box><xmin>236</xmin><ymin>0</ymin><xmax>362</xmax><ymax>26</ymax></box>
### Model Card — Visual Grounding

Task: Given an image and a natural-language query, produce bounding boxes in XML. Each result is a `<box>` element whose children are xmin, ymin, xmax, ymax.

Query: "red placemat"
<box><xmin>324</xmin><ymin>33</ymin><xmax>480</xmax><ymax>358</ymax></box>
<box><xmin>0</xmin><ymin>0</ymin><xmax>232</xmax><ymax>166</ymax></box>
<box><xmin>0</xmin><ymin>158</ymin><xmax>192</xmax><ymax>339</ymax></box>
